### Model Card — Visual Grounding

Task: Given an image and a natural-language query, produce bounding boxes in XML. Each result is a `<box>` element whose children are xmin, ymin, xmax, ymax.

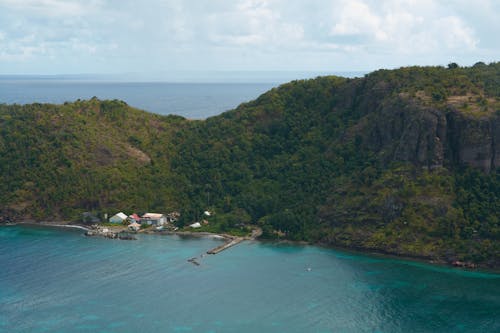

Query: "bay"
<box><xmin>0</xmin><ymin>225</ymin><xmax>498</xmax><ymax>333</ymax></box>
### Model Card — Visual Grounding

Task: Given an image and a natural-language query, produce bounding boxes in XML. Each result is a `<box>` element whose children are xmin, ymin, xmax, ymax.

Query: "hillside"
<box><xmin>0</xmin><ymin>99</ymin><xmax>186</xmax><ymax>218</ymax></box>
<box><xmin>1</xmin><ymin>63</ymin><xmax>499</xmax><ymax>267</ymax></box>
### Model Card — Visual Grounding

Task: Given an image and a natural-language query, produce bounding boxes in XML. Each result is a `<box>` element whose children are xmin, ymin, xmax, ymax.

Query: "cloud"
<box><xmin>0</xmin><ymin>0</ymin><xmax>496</xmax><ymax>73</ymax></box>
<box><xmin>436</xmin><ymin>16</ymin><xmax>477</xmax><ymax>50</ymax></box>
<box><xmin>0</xmin><ymin>0</ymin><xmax>108</xmax><ymax>62</ymax></box>
<box><xmin>0</xmin><ymin>0</ymin><xmax>101</xmax><ymax>17</ymax></box>
<box><xmin>331</xmin><ymin>0</ymin><xmax>388</xmax><ymax>41</ymax></box>
<box><xmin>203</xmin><ymin>0</ymin><xmax>304</xmax><ymax>49</ymax></box>
<box><xmin>329</xmin><ymin>0</ymin><xmax>478</xmax><ymax>55</ymax></box>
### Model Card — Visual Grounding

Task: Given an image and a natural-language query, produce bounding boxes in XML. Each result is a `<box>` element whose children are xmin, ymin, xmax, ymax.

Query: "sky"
<box><xmin>0</xmin><ymin>0</ymin><xmax>498</xmax><ymax>78</ymax></box>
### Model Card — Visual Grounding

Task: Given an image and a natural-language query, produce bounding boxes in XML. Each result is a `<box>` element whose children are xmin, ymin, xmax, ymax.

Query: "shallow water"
<box><xmin>0</xmin><ymin>225</ymin><xmax>499</xmax><ymax>332</ymax></box>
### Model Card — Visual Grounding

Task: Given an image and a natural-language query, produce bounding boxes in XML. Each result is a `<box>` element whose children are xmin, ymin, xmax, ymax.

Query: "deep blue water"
<box><xmin>0</xmin><ymin>80</ymin><xmax>276</xmax><ymax>119</ymax></box>
<box><xmin>0</xmin><ymin>225</ymin><xmax>499</xmax><ymax>333</ymax></box>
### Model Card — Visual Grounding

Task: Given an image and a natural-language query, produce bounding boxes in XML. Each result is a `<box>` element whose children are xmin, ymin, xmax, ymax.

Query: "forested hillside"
<box><xmin>1</xmin><ymin>62</ymin><xmax>499</xmax><ymax>267</ymax></box>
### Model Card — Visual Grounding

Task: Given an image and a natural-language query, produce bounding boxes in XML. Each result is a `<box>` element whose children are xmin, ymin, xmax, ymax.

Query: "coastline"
<box><xmin>2</xmin><ymin>221</ymin><xmax>499</xmax><ymax>273</ymax></box>
<box><xmin>9</xmin><ymin>220</ymin><xmax>232</xmax><ymax>242</ymax></box>
<box><xmin>13</xmin><ymin>221</ymin><xmax>91</xmax><ymax>232</ymax></box>
<box><xmin>262</xmin><ymin>238</ymin><xmax>500</xmax><ymax>274</ymax></box>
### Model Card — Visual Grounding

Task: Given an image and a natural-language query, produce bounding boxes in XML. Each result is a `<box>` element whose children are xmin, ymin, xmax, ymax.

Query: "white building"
<box><xmin>141</xmin><ymin>213</ymin><xmax>168</xmax><ymax>226</ymax></box>
<box><xmin>109</xmin><ymin>212</ymin><xmax>128</xmax><ymax>224</ymax></box>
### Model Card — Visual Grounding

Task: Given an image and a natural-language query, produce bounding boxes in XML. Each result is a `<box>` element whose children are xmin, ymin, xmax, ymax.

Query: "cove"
<box><xmin>0</xmin><ymin>225</ymin><xmax>499</xmax><ymax>333</ymax></box>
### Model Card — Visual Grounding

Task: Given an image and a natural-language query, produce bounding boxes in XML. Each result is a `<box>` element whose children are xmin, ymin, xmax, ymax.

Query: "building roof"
<box><xmin>129</xmin><ymin>213</ymin><xmax>141</xmax><ymax>220</ymax></box>
<box><xmin>142</xmin><ymin>213</ymin><xmax>164</xmax><ymax>219</ymax></box>
<box><xmin>112</xmin><ymin>212</ymin><xmax>128</xmax><ymax>220</ymax></box>
<box><xmin>129</xmin><ymin>222</ymin><xmax>141</xmax><ymax>228</ymax></box>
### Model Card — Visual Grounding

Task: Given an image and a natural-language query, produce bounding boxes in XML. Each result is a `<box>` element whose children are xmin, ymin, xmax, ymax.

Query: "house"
<box><xmin>141</xmin><ymin>213</ymin><xmax>168</xmax><ymax>226</ymax></box>
<box><xmin>127</xmin><ymin>213</ymin><xmax>141</xmax><ymax>224</ymax></box>
<box><xmin>128</xmin><ymin>222</ymin><xmax>141</xmax><ymax>232</ymax></box>
<box><xmin>109</xmin><ymin>212</ymin><xmax>128</xmax><ymax>224</ymax></box>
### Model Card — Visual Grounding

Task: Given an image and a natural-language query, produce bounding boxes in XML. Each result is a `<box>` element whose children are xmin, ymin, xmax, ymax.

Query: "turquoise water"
<box><xmin>0</xmin><ymin>225</ymin><xmax>499</xmax><ymax>332</ymax></box>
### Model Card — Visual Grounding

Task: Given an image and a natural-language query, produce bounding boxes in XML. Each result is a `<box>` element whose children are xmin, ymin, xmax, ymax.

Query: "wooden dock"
<box><xmin>206</xmin><ymin>237</ymin><xmax>244</xmax><ymax>255</ymax></box>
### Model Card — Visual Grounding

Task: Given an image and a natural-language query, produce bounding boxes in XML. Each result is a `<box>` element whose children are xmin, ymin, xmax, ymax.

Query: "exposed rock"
<box><xmin>357</xmin><ymin>95</ymin><xmax>500</xmax><ymax>173</ymax></box>
<box><xmin>452</xmin><ymin>260</ymin><xmax>478</xmax><ymax>269</ymax></box>
<box><xmin>125</xmin><ymin>145</ymin><xmax>151</xmax><ymax>165</ymax></box>
<box><xmin>358</xmin><ymin>97</ymin><xmax>448</xmax><ymax>169</ymax></box>
<box><xmin>447</xmin><ymin>110</ymin><xmax>498</xmax><ymax>173</ymax></box>
<box><xmin>85</xmin><ymin>226</ymin><xmax>135</xmax><ymax>240</ymax></box>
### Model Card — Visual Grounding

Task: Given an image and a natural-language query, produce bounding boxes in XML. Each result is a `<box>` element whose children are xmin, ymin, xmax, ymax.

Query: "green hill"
<box><xmin>1</xmin><ymin>62</ymin><xmax>499</xmax><ymax>267</ymax></box>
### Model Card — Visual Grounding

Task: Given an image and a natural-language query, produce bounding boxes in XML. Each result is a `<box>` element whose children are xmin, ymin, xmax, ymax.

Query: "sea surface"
<box><xmin>0</xmin><ymin>225</ymin><xmax>499</xmax><ymax>333</ymax></box>
<box><xmin>0</xmin><ymin>79</ymin><xmax>276</xmax><ymax>119</ymax></box>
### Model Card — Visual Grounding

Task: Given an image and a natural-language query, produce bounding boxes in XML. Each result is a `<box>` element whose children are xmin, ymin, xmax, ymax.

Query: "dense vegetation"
<box><xmin>1</xmin><ymin>63</ymin><xmax>499</xmax><ymax>267</ymax></box>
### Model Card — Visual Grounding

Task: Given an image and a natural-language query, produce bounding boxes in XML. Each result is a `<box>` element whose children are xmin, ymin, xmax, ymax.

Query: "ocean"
<box><xmin>0</xmin><ymin>71</ymin><xmax>367</xmax><ymax>119</ymax></box>
<box><xmin>0</xmin><ymin>79</ymin><xmax>277</xmax><ymax>119</ymax></box>
<box><xmin>0</xmin><ymin>225</ymin><xmax>499</xmax><ymax>333</ymax></box>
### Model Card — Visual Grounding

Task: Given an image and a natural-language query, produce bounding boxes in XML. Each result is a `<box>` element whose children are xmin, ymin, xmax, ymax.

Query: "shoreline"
<box><xmin>10</xmin><ymin>220</ymin><xmax>233</xmax><ymax>242</ymax></box>
<box><xmin>14</xmin><ymin>221</ymin><xmax>91</xmax><ymax>232</ymax></box>
<box><xmin>260</xmin><ymin>238</ymin><xmax>500</xmax><ymax>274</ymax></box>
<box><xmin>3</xmin><ymin>221</ymin><xmax>499</xmax><ymax>273</ymax></box>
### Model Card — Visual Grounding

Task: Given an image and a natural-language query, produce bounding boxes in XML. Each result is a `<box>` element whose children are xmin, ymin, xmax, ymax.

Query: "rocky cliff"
<box><xmin>352</xmin><ymin>79</ymin><xmax>500</xmax><ymax>173</ymax></box>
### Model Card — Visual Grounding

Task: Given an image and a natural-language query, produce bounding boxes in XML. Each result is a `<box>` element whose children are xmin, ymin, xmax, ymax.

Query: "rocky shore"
<box><xmin>84</xmin><ymin>224</ymin><xmax>136</xmax><ymax>240</ymax></box>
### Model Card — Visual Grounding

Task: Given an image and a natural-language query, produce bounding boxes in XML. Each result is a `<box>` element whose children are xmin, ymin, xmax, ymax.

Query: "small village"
<box><xmin>83</xmin><ymin>210</ymin><xmax>212</xmax><ymax>236</ymax></box>
<box><xmin>0</xmin><ymin>208</ymin><xmax>259</xmax><ymax>265</ymax></box>
<box><xmin>81</xmin><ymin>209</ymin><xmax>256</xmax><ymax>260</ymax></box>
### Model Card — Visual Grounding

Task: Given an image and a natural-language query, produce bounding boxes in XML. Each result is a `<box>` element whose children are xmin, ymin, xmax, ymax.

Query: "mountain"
<box><xmin>1</xmin><ymin>62</ymin><xmax>499</xmax><ymax>267</ymax></box>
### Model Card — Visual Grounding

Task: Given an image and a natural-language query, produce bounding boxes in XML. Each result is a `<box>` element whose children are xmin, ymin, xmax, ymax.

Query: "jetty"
<box><xmin>206</xmin><ymin>237</ymin><xmax>244</xmax><ymax>255</ymax></box>
<box><xmin>205</xmin><ymin>227</ymin><xmax>262</xmax><ymax>255</ymax></box>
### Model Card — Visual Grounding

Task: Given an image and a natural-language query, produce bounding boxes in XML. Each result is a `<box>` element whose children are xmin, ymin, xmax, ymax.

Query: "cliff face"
<box><xmin>447</xmin><ymin>112</ymin><xmax>500</xmax><ymax>173</ymax></box>
<box><xmin>356</xmin><ymin>95</ymin><xmax>500</xmax><ymax>173</ymax></box>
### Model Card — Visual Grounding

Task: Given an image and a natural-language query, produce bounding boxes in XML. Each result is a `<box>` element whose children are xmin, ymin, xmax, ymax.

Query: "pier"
<box><xmin>206</xmin><ymin>237</ymin><xmax>244</xmax><ymax>254</ymax></box>
<box><xmin>206</xmin><ymin>227</ymin><xmax>262</xmax><ymax>255</ymax></box>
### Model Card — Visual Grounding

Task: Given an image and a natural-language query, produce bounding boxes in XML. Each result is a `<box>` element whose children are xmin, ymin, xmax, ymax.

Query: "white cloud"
<box><xmin>329</xmin><ymin>0</ymin><xmax>478</xmax><ymax>55</ymax></box>
<box><xmin>436</xmin><ymin>16</ymin><xmax>477</xmax><ymax>49</ymax></box>
<box><xmin>0</xmin><ymin>0</ymin><xmax>108</xmax><ymax>62</ymax></box>
<box><xmin>205</xmin><ymin>0</ymin><xmax>304</xmax><ymax>49</ymax></box>
<box><xmin>331</xmin><ymin>0</ymin><xmax>388</xmax><ymax>41</ymax></box>
<box><xmin>0</xmin><ymin>0</ymin><xmax>495</xmax><ymax>73</ymax></box>
<box><xmin>0</xmin><ymin>0</ymin><xmax>101</xmax><ymax>17</ymax></box>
